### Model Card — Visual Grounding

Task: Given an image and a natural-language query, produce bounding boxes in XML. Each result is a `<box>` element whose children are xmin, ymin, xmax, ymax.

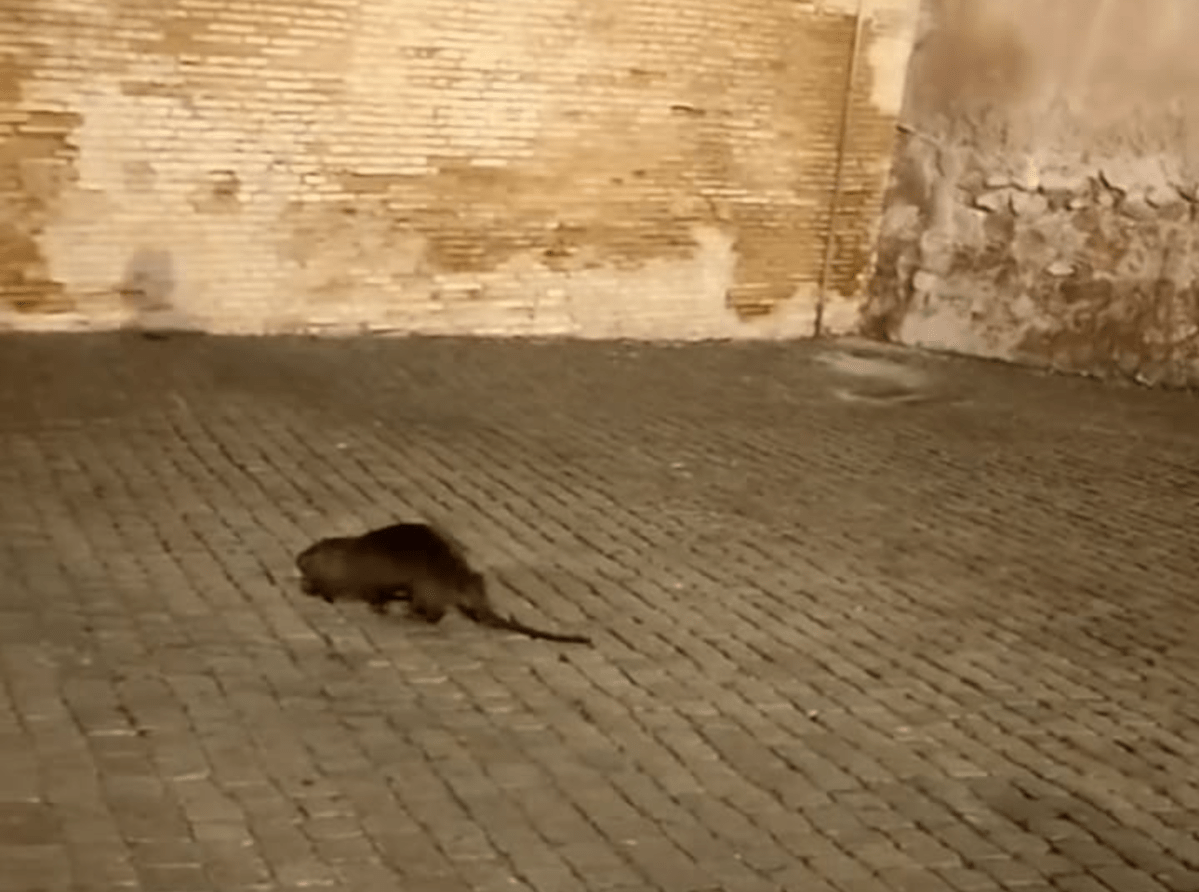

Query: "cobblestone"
<box><xmin>1</xmin><ymin>333</ymin><xmax>1198</xmax><ymax>892</ymax></box>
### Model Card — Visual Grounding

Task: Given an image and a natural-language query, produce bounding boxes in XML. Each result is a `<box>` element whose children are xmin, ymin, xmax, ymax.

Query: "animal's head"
<box><xmin>295</xmin><ymin>538</ymin><xmax>344</xmax><ymax>597</ymax></box>
<box><xmin>295</xmin><ymin>540</ymin><xmax>321</xmax><ymax>576</ymax></box>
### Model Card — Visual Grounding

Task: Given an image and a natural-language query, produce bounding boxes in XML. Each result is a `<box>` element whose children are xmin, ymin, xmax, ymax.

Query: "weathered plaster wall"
<box><xmin>0</xmin><ymin>0</ymin><xmax>918</xmax><ymax>339</ymax></box>
<box><xmin>866</xmin><ymin>0</ymin><xmax>1199</xmax><ymax>385</ymax></box>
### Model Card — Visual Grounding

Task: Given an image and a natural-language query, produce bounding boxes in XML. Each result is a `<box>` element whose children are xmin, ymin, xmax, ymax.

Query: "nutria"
<box><xmin>296</xmin><ymin>522</ymin><xmax>591</xmax><ymax>645</ymax></box>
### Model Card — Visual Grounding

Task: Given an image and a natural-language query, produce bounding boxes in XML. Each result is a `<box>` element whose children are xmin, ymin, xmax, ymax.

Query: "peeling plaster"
<box><xmin>867</xmin><ymin>0</ymin><xmax>1199</xmax><ymax>387</ymax></box>
<box><xmin>817</xmin><ymin>0</ymin><xmax>922</xmax><ymax>116</ymax></box>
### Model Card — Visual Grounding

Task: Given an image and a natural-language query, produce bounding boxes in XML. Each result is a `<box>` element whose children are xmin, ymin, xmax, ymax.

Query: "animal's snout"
<box><xmin>295</xmin><ymin>544</ymin><xmax>320</xmax><ymax>595</ymax></box>
<box><xmin>296</xmin><ymin>543</ymin><xmax>317</xmax><ymax>571</ymax></box>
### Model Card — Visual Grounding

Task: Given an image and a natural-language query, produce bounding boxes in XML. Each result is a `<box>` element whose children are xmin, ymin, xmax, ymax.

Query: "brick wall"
<box><xmin>1</xmin><ymin>0</ymin><xmax>917</xmax><ymax>339</ymax></box>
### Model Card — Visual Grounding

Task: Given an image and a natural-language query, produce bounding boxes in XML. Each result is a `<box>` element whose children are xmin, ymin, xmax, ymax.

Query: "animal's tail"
<box><xmin>470</xmin><ymin>606</ymin><xmax>592</xmax><ymax>645</ymax></box>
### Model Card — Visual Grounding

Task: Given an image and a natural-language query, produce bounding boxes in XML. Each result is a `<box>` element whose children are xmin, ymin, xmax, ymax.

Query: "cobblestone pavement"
<box><xmin>1</xmin><ymin>333</ymin><xmax>1198</xmax><ymax>892</ymax></box>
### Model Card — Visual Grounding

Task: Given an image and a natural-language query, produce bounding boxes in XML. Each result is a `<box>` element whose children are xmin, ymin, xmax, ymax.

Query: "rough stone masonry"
<box><xmin>867</xmin><ymin>0</ymin><xmax>1199</xmax><ymax>388</ymax></box>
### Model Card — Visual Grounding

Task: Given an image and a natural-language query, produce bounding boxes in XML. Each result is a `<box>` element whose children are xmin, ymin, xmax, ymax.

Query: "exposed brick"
<box><xmin>0</xmin><ymin>0</ymin><xmax>918</xmax><ymax>339</ymax></box>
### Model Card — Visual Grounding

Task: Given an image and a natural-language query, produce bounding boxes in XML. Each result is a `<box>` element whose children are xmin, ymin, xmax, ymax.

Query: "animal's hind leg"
<box><xmin>408</xmin><ymin>601</ymin><xmax>447</xmax><ymax>624</ymax></box>
<box><xmin>407</xmin><ymin>584</ymin><xmax>447</xmax><ymax>624</ymax></box>
<box><xmin>366</xmin><ymin>582</ymin><xmax>415</xmax><ymax>615</ymax></box>
<box><xmin>459</xmin><ymin>604</ymin><xmax>486</xmax><ymax>624</ymax></box>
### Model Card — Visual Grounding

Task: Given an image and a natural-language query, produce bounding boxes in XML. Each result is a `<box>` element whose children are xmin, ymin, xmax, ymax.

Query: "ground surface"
<box><xmin>1</xmin><ymin>333</ymin><xmax>1197</xmax><ymax>892</ymax></box>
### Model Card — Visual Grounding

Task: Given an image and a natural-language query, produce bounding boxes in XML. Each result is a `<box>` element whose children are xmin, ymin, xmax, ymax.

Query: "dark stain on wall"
<box><xmin>0</xmin><ymin>52</ymin><xmax>79</xmax><ymax>314</ymax></box>
<box><xmin>190</xmin><ymin>170</ymin><xmax>241</xmax><ymax>213</ymax></box>
<box><xmin>118</xmin><ymin>248</ymin><xmax>177</xmax><ymax>313</ymax></box>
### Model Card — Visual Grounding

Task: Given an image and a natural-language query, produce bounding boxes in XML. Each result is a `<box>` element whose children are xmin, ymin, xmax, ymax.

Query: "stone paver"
<box><xmin>1</xmin><ymin>332</ymin><xmax>1197</xmax><ymax>892</ymax></box>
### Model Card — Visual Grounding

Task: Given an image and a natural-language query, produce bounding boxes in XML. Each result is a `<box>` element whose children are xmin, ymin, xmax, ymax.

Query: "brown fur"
<box><xmin>295</xmin><ymin>522</ymin><xmax>591</xmax><ymax>645</ymax></box>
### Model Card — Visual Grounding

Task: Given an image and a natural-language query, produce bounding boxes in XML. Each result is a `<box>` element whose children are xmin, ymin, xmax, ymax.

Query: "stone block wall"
<box><xmin>1</xmin><ymin>0</ymin><xmax>918</xmax><ymax>339</ymax></box>
<box><xmin>867</xmin><ymin>0</ymin><xmax>1199</xmax><ymax>386</ymax></box>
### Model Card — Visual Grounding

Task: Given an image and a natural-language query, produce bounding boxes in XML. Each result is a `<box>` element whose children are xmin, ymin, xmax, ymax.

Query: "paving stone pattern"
<box><xmin>1</xmin><ymin>333</ymin><xmax>1198</xmax><ymax>892</ymax></box>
